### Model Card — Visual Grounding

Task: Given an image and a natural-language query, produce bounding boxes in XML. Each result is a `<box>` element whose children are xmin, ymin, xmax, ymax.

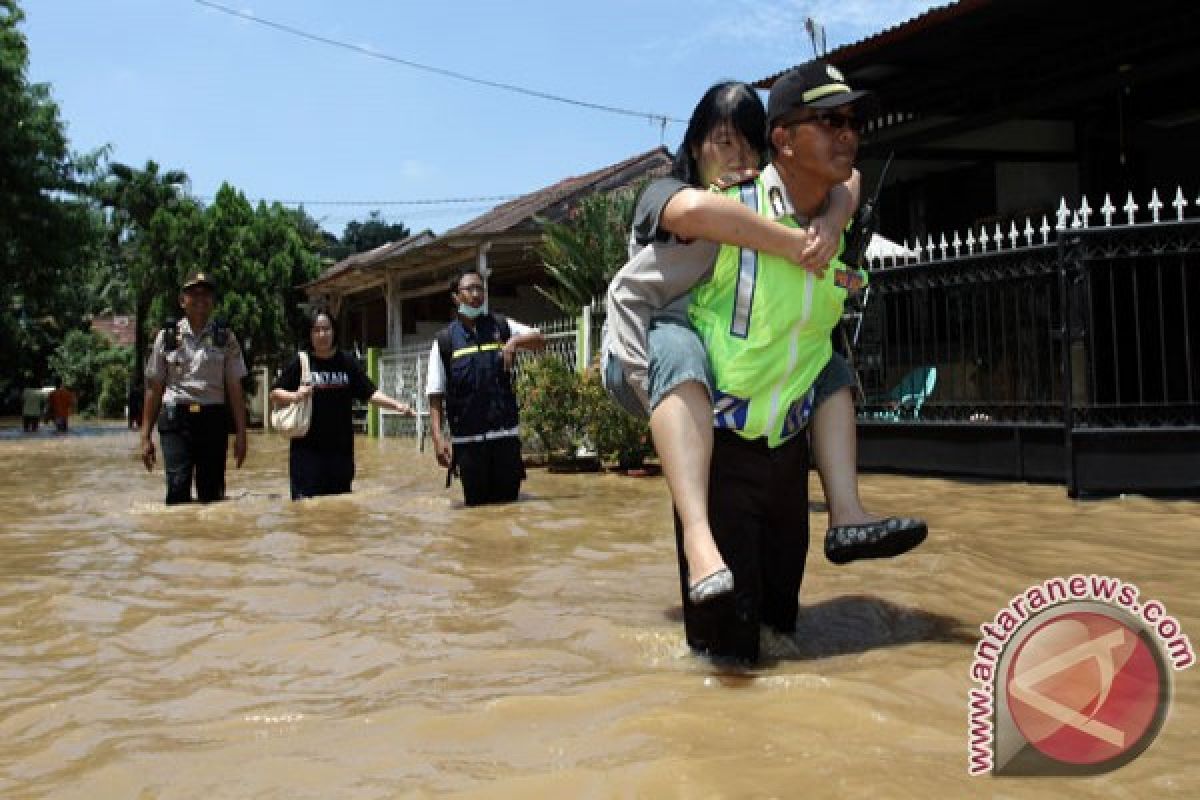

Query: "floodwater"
<box><xmin>1</xmin><ymin>421</ymin><xmax>1197</xmax><ymax>799</ymax></box>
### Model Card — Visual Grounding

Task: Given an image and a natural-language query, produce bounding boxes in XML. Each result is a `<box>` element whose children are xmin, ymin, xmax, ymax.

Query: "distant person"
<box><xmin>141</xmin><ymin>271</ymin><xmax>249</xmax><ymax>504</ymax></box>
<box><xmin>270</xmin><ymin>308</ymin><xmax>414</xmax><ymax>500</ymax></box>
<box><xmin>22</xmin><ymin>385</ymin><xmax>47</xmax><ymax>432</ymax></box>
<box><xmin>44</xmin><ymin>381</ymin><xmax>76</xmax><ymax>433</ymax></box>
<box><xmin>426</xmin><ymin>268</ymin><xmax>545</xmax><ymax>506</ymax></box>
<box><xmin>127</xmin><ymin>381</ymin><xmax>144</xmax><ymax>430</ymax></box>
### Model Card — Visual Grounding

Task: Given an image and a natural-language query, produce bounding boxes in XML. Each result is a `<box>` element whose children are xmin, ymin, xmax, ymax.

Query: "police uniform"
<box><xmin>144</xmin><ymin>277</ymin><xmax>247</xmax><ymax>504</ymax></box>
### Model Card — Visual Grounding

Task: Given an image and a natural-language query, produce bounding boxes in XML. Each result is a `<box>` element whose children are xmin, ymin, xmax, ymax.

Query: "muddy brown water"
<box><xmin>0</xmin><ymin>422</ymin><xmax>1197</xmax><ymax>798</ymax></box>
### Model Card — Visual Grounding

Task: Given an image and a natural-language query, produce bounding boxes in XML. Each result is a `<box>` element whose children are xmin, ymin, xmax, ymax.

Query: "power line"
<box><xmin>191</xmin><ymin>0</ymin><xmax>682</xmax><ymax>126</ymax></box>
<box><xmin>258</xmin><ymin>195</ymin><xmax>519</xmax><ymax>207</ymax></box>
<box><xmin>195</xmin><ymin>193</ymin><xmax>519</xmax><ymax>206</ymax></box>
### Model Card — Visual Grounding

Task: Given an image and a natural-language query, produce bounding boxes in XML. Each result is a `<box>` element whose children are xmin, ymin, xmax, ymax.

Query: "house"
<box><xmin>304</xmin><ymin>147</ymin><xmax>673</xmax><ymax>352</ymax></box>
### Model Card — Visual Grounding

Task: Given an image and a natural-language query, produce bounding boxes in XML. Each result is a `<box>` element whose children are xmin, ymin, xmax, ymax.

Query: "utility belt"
<box><xmin>159</xmin><ymin>402</ymin><xmax>231</xmax><ymax>434</ymax></box>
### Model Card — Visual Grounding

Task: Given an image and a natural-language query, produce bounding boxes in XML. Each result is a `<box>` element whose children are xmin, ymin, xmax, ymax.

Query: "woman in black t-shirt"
<box><xmin>270</xmin><ymin>309</ymin><xmax>413</xmax><ymax>500</ymax></box>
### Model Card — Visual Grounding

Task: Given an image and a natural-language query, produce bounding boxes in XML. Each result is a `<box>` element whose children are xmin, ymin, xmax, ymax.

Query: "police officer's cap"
<box><xmin>766</xmin><ymin>59</ymin><xmax>879</xmax><ymax>129</ymax></box>
<box><xmin>182</xmin><ymin>271</ymin><xmax>217</xmax><ymax>293</ymax></box>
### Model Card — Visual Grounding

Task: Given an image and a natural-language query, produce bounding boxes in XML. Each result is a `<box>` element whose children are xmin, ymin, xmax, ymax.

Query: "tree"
<box><xmin>153</xmin><ymin>184</ymin><xmax>322</xmax><ymax>372</ymax></box>
<box><xmin>340</xmin><ymin>211</ymin><xmax>411</xmax><ymax>255</ymax></box>
<box><xmin>536</xmin><ymin>189</ymin><xmax>637</xmax><ymax>316</ymax></box>
<box><xmin>94</xmin><ymin>159</ymin><xmax>191</xmax><ymax>379</ymax></box>
<box><xmin>0</xmin><ymin>0</ymin><xmax>103</xmax><ymax>395</ymax></box>
<box><xmin>47</xmin><ymin>329</ymin><xmax>131</xmax><ymax>416</ymax></box>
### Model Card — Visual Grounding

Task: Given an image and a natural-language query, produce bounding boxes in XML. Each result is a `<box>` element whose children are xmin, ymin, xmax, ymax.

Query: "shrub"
<box><xmin>48</xmin><ymin>329</ymin><xmax>133</xmax><ymax>416</ymax></box>
<box><xmin>516</xmin><ymin>355</ymin><xmax>587</xmax><ymax>456</ymax></box>
<box><xmin>97</xmin><ymin>362</ymin><xmax>130</xmax><ymax>418</ymax></box>
<box><xmin>578</xmin><ymin>367</ymin><xmax>652</xmax><ymax>469</ymax></box>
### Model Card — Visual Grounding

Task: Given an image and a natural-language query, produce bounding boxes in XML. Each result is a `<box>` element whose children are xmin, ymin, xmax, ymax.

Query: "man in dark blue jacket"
<box><xmin>427</xmin><ymin>268</ymin><xmax>545</xmax><ymax>505</ymax></box>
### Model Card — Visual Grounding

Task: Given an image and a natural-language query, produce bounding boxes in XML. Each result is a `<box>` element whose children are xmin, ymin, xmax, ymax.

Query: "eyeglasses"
<box><xmin>783</xmin><ymin>110</ymin><xmax>865</xmax><ymax>135</ymax></box>
<box><xmin>457</xmin><ymin>284</ymin><xmax>486</xmax><ymax>294</ymax></box>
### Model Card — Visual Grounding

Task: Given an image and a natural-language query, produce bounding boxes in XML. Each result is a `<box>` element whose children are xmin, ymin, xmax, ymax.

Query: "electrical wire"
<box><xmin>191</xmin><ymin>0</ymin><xmax>682</xmax><ymax>126</ymax></box>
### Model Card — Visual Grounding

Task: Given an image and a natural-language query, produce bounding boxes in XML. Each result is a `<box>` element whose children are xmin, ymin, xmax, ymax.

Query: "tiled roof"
<box><xmin>90</xmin><ymin>314</ymin><xmax>136</xmax><ymax>347</ymax></box>
<box><xmin>444</xmin><ymin>147</ymin><xmax>672</xmax><ymax>236</ymax></box>
<box><xmin>305</xmin><ymin>147</ymin><xmax>673</xmax><ymax>293</ymax></box>
<box><xmin>303</xmin><ymin>230</ymin><xmax>436</xmax><ymax>289</ymax></box>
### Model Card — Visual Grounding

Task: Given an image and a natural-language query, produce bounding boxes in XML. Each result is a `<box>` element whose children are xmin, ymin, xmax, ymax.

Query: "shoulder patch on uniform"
<box><xmin>712</xmin><ymin>168</ymin><xmax>760</xmax><ymax>192</ymax></box>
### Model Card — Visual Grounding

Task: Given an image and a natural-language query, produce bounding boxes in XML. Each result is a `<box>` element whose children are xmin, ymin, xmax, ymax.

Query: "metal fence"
<box><xmin>857</xmin><ymin>189</ymin><xmax>1200</xmax><ymax>431</ymax></box>
<box><xmin>855</xmin><ymin>187</ymin><xmax>1200</xmax><ymax>494</ymax></box>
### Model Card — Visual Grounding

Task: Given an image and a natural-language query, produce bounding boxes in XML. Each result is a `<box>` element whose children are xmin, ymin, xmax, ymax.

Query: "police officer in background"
<box><xmin>141</xmin><ymin>271</ymin><xmax>249</xmax><ymax>504</ymax></box>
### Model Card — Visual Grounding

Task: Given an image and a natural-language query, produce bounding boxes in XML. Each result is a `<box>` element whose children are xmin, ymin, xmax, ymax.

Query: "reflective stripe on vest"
<box><xmin>730</xmin><ymin>182</ymin><xmax>759</xmax><ymax>339</ymax></box>
<box><xmin>689</xmin><ymin>176</ymin><xmax>850</xmax><ymax>447</ymax></box>
<box><xmin>450</xmin><ymin>425</ymin><xmax>520</xmax><ymax>445</ymax></box>
<box><xmin>452</xmin><ymin>342</ymin><xmax>502</xmax><ymax>360</ymax></box>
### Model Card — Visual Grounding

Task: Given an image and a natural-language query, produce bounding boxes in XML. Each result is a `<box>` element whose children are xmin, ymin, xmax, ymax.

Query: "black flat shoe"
<box><xmin>688</xmin><ymin>567</ymin><xmax>734</xmax><ymax>605</ymax></box>
<box><xmin>825</xmin><ymin>517</ymin><xmax>928</xmax><ymax>565</ymax></box>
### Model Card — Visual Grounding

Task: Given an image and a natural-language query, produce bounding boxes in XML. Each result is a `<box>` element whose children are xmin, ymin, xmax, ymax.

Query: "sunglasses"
<box><xmin>783</xmin><ymin>110</ymin><xmax>865</xmax><ymax>135</ymax></box>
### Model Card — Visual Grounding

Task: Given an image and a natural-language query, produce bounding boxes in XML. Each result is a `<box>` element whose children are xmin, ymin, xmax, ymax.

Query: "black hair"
<box><xmin>308</xmin><ymin>306</ymin><xmax>336</xmax><ymax>347</ymax></box>
<box><xmin>671</xmin><ymin>81</ymin><xmax>768</xmax><ymax>188</ymax></box>
<box><xmin>448</xmin><ymin>267</ymin><xmax>482</xmax><ymax>296</ymax></box>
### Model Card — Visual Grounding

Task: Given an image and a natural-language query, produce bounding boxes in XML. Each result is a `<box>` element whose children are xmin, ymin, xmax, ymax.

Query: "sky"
<box><xmin>23</xmin><ymin>0</ymin><xmax>945</xmax><ymax>236</ymax></box>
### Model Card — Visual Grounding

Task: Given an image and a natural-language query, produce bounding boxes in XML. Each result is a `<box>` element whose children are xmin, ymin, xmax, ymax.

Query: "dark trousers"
<box><xmin>289</xmin><ymin>445</ymin><xmax>355</xmax><ymax>500</ymax></box>
<box><xmin>22</xmin><ymin>416</ymin><xmax>39</xmax><ymax>433</ymax></box>
<box><xmin>454</xmin><ymin>436</ymin><xmax>525</xmax><ymax>506</ymax></box>
<box><xmin>158</xmin><ymin>404</ymin><xmax>229</xmax><ymax>505</ymax></box>
<box><xmin>674</xmin><ymin>429</ymin><xmax>810</xmax><ymax>663</ymax></box>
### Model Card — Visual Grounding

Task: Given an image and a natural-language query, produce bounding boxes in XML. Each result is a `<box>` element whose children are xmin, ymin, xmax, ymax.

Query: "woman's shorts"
<box><xmin>602</xmin><ymin>317</ymin><xmax>855</xmax><ymax>419</ymax></box>
<box><xmin>602</xmin><ymin>315</ymin><xmax>714</xmax><ymax>419</ymax></box>
<box><xmin>812</xmin><ymin>351</ymin><xmax>856</xmax><ymax>409</ymax></box>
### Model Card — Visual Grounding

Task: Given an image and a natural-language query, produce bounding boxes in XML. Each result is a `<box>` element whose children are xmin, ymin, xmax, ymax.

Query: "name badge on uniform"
<box><xmin>834</xmin><ymin>268</ymin><xmax>866</xmax><ymax>293</ymax></box>
<box><xmin>188</xmin><ymin>404</ymin><xmax>201</xmax><ymax>413</ymax></box>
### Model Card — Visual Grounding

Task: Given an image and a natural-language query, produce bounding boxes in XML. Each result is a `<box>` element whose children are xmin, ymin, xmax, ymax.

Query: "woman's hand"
<box><xmin>799</xmin><ymin>213</ymin><xmax>842</xmax><ymax>273</ymax></box>
<box><xmin>293</xmin><ymin>384</ymin><xmax>313</xmax><ymax>403</ymax></box>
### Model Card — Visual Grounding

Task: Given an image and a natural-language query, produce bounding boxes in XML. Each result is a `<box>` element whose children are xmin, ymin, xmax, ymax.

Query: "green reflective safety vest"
<box><xmin>688</xmin><ymin>174</ymin><xmax>866</xmax><ymax>448</ymax></box>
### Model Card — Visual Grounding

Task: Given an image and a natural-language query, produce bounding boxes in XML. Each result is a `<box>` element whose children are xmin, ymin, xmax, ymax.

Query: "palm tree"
<box><xmin>536</xmin><ymin>188</ymin><xmax>637</xmax><ymax>316</ymax></box>
<box><xmin>95</xmin><ymin>160</ymin><xmax>189</xmax><ymax>374</ymax></box>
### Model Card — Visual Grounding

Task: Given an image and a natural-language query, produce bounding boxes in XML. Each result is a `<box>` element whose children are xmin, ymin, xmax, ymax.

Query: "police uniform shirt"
<box><xmin>145</xmin><ymin>318</ymin><xmax>248</xmax><ymax>406</ymax></box>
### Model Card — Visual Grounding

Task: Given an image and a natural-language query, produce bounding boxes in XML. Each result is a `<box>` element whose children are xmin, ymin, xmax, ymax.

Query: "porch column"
<box><xmin>477</xmin><ymin>241</ymin><xmax>492</xmax><ymax>290</ymax></box>
<box><xmin>386</xmin><ymin>272</ymin><xmax>404</xmax><ymax>350</ymax></box>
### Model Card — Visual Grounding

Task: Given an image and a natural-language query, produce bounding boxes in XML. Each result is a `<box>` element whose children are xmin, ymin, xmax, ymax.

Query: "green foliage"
<box><xmin>516</xmin><ymin>356</ymin><xmax>586</xmax><ymax>455</ymax></box>
<box><xmin>188</xmin><ymin>185</ymin><xmax>323</xmax><ymax>369</ymax></box>
<box><xmin>0</xmin><ymin>0</ymin><xmax>105</xmax><ymax>395</ymax></box>
<box><xmin>536</xmin><ymin>188</ymin><xmax>638</xmax><ymax>316</ymax></box>
<box><xmin>97</xmin><ymin>362</ymin><xmax>130</xmax><ymax>418</ymax></box>
<box><xmin>577</xmin><ymin>368</ymin><xmax>653</xmax><ymax>469</ymax></box>
<box><xmin>517</xmin><ymin>354</ymin><xmax>653</xmax><ymax>468</ymax></box>
<box><xmin>47</xmin><ymin>329</ymin><xmax>132</xmax><ymax>415</ymax></box>
<box><xmin>337</xmin><ymin>211</ymin><xmax>411</xmax><ymax>258</ymax></box>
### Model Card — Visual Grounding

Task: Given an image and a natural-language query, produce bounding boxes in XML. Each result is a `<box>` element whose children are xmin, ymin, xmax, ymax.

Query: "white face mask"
<box><xmin>457</xmin><ymin>301</ymin><xmax>488</xmax><ymax>319</ymax></box>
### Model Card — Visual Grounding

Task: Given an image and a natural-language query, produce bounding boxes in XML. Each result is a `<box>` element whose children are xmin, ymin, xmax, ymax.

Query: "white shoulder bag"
<box><xmin>271</xmin><ymin>351</ymin><xmax>312</xmax><ymax>438</ymax></box>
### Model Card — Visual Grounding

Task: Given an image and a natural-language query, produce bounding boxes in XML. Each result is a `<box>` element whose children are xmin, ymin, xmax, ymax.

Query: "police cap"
<box><xmin>182</xmin><ymin>271</ymin><xmax>217</xmax><ymax>293</ymax></box>
<box><xmin>766</xmin><ymin>59</ymin><xmax>878</xmax><ymax>130</ymax></box>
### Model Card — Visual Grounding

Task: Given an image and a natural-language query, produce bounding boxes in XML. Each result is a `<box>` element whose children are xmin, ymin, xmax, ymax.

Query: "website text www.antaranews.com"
<box><xmin>967</xmin><ymin>574</ymin><xmax>1194</xmax><ymax>775</ymax></box>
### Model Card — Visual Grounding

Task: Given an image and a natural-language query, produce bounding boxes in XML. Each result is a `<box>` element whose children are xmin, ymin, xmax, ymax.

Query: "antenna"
<box><xmin>805</xmin><ymin>17</ymin><xmax>827</xmax><ymax>57</ymax></box>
